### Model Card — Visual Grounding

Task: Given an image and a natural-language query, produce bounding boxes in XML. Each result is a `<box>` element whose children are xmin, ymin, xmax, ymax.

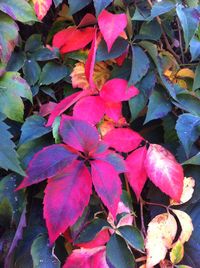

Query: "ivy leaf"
<box><xmin>91</xmin><ymin>160</ymin><xmax>122</xmax><ymax>218</ymax></box>
<box><xmin>98</xmin><ymin>10</ymin><xmax>127</xmax><ymax>52</ymax></box>
<box><xmin>93</xmin><ymin>0</ymin><xmax>112</xmax><ymax>16</ymax></box>
<box><xmin>31</xmin><ymin>234</ymin><xmax>60</xmax><ymax>267</ymax></box>
<box><xmin>145</xmin><ymin>213</ymin><xmax>177</xmax><ymax>267</ymax></box>
<box><xmin>53</xmin><ymin>26</ymin><xmax>95</xmax><ymax>54</ymax></box>
<box><xmin>145</xmin><ymin>144</ymin><xmax>184</xmax><ymax>201</ymax></box>
<box><xmin>176</xmin><ymin>4</ymin><xmax>200</xmax><ymax>50</ymax></box>
<box><xmin>106</xmin><ymin>233</ymin><xmax>135</xmax><ymax>268</ymax></box>
<box><xmin>103</xmin><ymin>128</ymin><xmax>144</xmax><ymax>153</ymax></box>
<box><xmin>0</xmin><ymin>115</ymin><xmax>25</xmax><ymax>175</ymax></box>
<box><xmin>63</xmin><ymin>246</ymin><xmax>108</xmax><ymax>268</ymax></box>
<box><xmin>44</xmin><ymin>161</ymin><xmax>92</xmax><ymax>244</ymax></box>
<box><xmin>0</xmin><ymin>72</ymin><xmax>32</xmax><ymax>122</ymax></box>
<box><xmin>32</xmin><ymin>0</ymin><xmax>52</xmax><ymax>20</ymax></box>
<box><xmin>0</xmin><ymin>0</ymin><xmax>37</xmax><ymax>23</ymax></box>
<box><xmin>176</xmin><ymin>113</ymin><xmax>200</xmax><ymax>157</ymax></box>
<box><xmin>125</xmin><ymin>146</ymin><xmax>147</xmax><ymax>200</ymax></box>
<box><xmin>17</xmin><ymin>144</ymin><xmax>77</xmax><ymax>189</ymax></box>
<box><xmin>68</xmin><ymin>0</ymin><xmax>92</xmax><ymax>14</ymax></box>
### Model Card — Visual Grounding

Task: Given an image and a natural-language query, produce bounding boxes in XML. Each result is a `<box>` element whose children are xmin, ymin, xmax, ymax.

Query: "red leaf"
<box><xmin>44</xmin><ymin>160</ymin><xmax>92</xmax><ymax>244</ymax></box>
<box><xmin>53</xmin><ymin>26</ymin><xmax>95</xmax><ymax>54</ymax></box>
<box><xmin>63</xmin><ymin>246</ymin><xmax>108</xmax><ymax>268</ymax></box>
<box><xmin>39</xmin><ymin>101</ymin><xmax>57</xmax><ymax>117</ymax></box>
<box><xmin>73</xmin><ymin>96</ymin><xmax>105</xmax><ymax>124</ymax></box>
<box><xmin>60</xmin><ymin>116</ymin><xmax>100</xmax><ymax>153</ymax></box>
<box><xmin>91</xmin><ymin>160</ymin><xmax>122</xmax><ymax>218</ymax></box>
<box><xmin>77</xmin><ymin>14</ymin><xmax>97</xmax><ymax>28</ymax></box>
<box><xmin>125</xmin><ymin>146</ymin><xmax>148</xmax><ymax>200</ymax></box>
<box><xmin>33</xmin><ymin>0</ymin><xmax>52</xmax><ymax>20</ymax></box>
<box><xmin>145</xmin><ymin>144</ymin><xmax>184</xmax><ymax>201</ymax></box>
<box><xmin>16</xmin><ymin>144</ymin><xmax>77</xmax><ymax>190</ymax></box>
<box><xmin>103</xmin><ymin>128</ymin><xmax>143</xmax><ymax>153</ymax></box>
<box><xmin>46</xmin><ymin>90</ymin><xmax>90</xmax><ymax>126</ymax></box>
<box><xmin>100</xmin><ymin>78</ymin><xmax>139</xmax><ymax>102</ymax></box>
<box><xmin>104</xmin><ymin>101</ymin><xmax>122</xmax><ymax>122</ymax></box>
<box><xmin>98</xmin><ymin>10</ymin><xmax>127</xmax><ymax>52</ymax></box>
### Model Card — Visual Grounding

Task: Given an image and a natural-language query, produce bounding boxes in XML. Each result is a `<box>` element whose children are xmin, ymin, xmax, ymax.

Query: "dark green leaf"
<box><xmin>118</xmin><ymin>225</ymin><xmax>144</xmax><ymax>252</ymax></box>
<box><xmin>68</xmin><ymin>0</ymin><xmax>92</xmax><ymax>14</ymax></box>
<box><xmin>190</xmin><ymin>37</ymin><xmax>200</xmax><ymax>61</ymax></box>
<box><xmin>39</xmin><ymin>62</ymin><xmax>69</xmax><ymax>85</ymax></box>
<box><xmin>40</xmin><ymin>87</ymin><xmax>56</xmax><ymax>100</ymax></box>
<box><xmin>32</xmin><ymin>48</ymin><xmax>59</xmax><ymax>61</ymax></box>
<box><xmin>6</xmin><ymin>51</ymin><xmax>25</xmax><ymax>72</ymax></box>
<box><xmin>175</xmin><ymin>93</ymin><xmax>200</xmax><ymax>116</ymax></box>
<box><xmin>106</xmin><ymin>233</ymin><xmax>135</xmax><ymax>268</ymax></box>
<box><xmin>129</xmin><ymin>46</ymin><xmax>150</xmax><ymax>85</ymax></box>
<box><xmin>31</xmin><ymin>234</ymin><xmax>60</xmax><ymax>268</ymax></box>
<box><xmin>93</xmin><ymin>0</ymin><xmax>112</xmax><ymax>16</ymax></box>
<box><xmin>182</xmin><ymin>152</ymin><xmax>200</xmax><ymax>165</ymax></box>
<box><xmin>163</xmin><ymin>114</ymin><xmax>179</xmax><ymax>145</ymax></box>
<box><xmin>148</xmin><ymin>0</ymin><xmax>176</xmax><ymax>21</ymax></box>
<box><xmin>25</xmin><ymin>34</ymin><xmax>42</xmax><ymax>53</ymax></box>
<box><xmin>0</xmin><ymin>198</ymin><xmax>12</xmax><ymax>227</ymax></box>
<box><xmin>23</xmin><ymin>59</ymin><xmax>41</xmax><ymax>86</ymax></box>
<box><xmin>176</xmin><ymin>113</ymin><xmax>200</xmax><ymax>157</ymax></box>
<box><xmin>136</xmin><ymin>20</ymin><xmax>161</xmax><ymax>41</ymax></box>
<box><xmin>193</xmin><ymin>63</ymin><xmax>200</xmax><ymax>91</ymax></box>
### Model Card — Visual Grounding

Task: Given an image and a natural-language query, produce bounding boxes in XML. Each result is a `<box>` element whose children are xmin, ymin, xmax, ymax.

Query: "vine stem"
<box><xmin>140</xmin><ymin>198</ymin><xmax>147</xmax><ymax>236</ymax></box>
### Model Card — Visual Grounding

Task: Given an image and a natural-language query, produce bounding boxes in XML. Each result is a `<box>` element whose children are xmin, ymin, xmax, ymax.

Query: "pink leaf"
<box><xmin>60</xmin><ymin>116</ymin><xmax>100</xmax><ymax>153</ymax></box>
<box><xmin>46</xmin><ymin>90</ymin><xmax>90</xmax><ymax>126</ymax></box>
<box><xmin>145</xmin><ymin>144</ymin><xmax>184</xmax><ymax>201</ymax></box>
<box><xmin>39</xmin><ymin>102</ymin><xmax>57</xmax><ymax>117</ymax></box>
<box><xmin>73</xmin><ymin>96</ymin><xmax>105</xmax><ymax>124</ymax></box>
<box><xmin>100</xmin><ymin>78</ymin><xmax>139</xmax><ymax>102</ymax></box>
<box><xmin>103</xmin><ymin>128</ymin><xmax>144</xmax><ymax>153</ymax></box>
<box><xmin>44</xmin><ymin>160</ymin><xmax>92</xmax><ymax>244</ymax></box>
<box><xmin>63</xmin><ymin>246</ymin><xmax>109</xmax><ymax>268</ymax></box>
<box><xmin>77</xmin><ymin>14</ymin><xmax>97</xmax><ymax>28</ymax></box>
<box><xmin>33</xmin><ymin>0</ymin><xmax>52</xmax><ymax>20</ymax></box>
<box><xmin>91</xmin><ymin>160</ymin><xmax>122</xmax><ymax>218</ymax></box>
<box><xmin>53</xmin><ymin>26</ymin><xmax>95</xmax><ymax>54</ymax></box>
<box><xmin>125</xmin><ymin>146</ymin><xmax>148</xmax><ymax>200</ymax></box>
<box><xmin>98</xmin><ymin>10</ymin><xmax>127</xmax><ymax>52</ymax></box>
<box><xmin>104</xmin><ymin>101</ymin><xmax>122</xmax><ymax>122</ymax></box>
<box><xmin>16</xmin><ymin>144</ymin><xmax>77</xmax><ymax>190</ymax></box>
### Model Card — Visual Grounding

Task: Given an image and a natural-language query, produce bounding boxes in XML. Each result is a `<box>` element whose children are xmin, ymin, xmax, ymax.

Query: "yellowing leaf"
<box><xmin>172</xmin><ymin>210</ymin><xmax>193</xmax><ymax>244</ymax></box>
<box><xmin>32</xmin><ymin>0</ymin><xmax>52</xmax><ymax>20</ymax></box>
<box><xmin>170</xmin><ymin>177</ymin><xmax>195</xmax><ymax>205</ymax></box>
<box><xmin>170</xmin><ymin>240</ymin><xmax>184</xmax><ymax>264</ymax></box>
<box><xmin>176</xmin><ymin>68</ymin><xmax>195</xmax><ymax>79</ymax></box>
<box><xmin>145</xmin><ymin>213</ymin><xmax>177</xmax><ymax>268</ymax></box>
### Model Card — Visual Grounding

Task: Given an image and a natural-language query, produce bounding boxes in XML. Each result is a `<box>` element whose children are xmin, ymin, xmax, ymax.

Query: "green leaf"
<box><xmin>31</xmin><ymin>234</ymin><xmax>60</xmax><ymax>268</ymax></box>
<box><xmin>23</xmin><ymin>59</ymin><xmax>41</xmax><ymax>86</ymax></box>
<box><xmin>52</xmin><ymin>116</ymin><xmax>61</xmax><ymax>144</ymax></box>
<box><xmin>176</xmin><ymin>113</ymin><xmax>200</xmax><ymax>157</ymax></box>
<box><xmin>163</xmin><ymin>114</ymin><xmax>179</xmax><ymax>145</ymax></box>
<box><xmin>6</xmin><ymin>51</ymin><xmax>26</xmax><ymax>72</ymax></box>
<box><xmin>39</xmin><ymin>62</ymin><xmax>69</xmax><ymax>85</ymax></box>
<box><xmin>148</xmin><ymin>0</ymin><xmax>176</xmax><ymax>21</ymax></box>
<box><xmin>0</xmin><ymin>12</ymin><xmax>19</xmax><ymax>64</ymax></box>
<box><xmin>0</xmin><ymin>0</ymin><xmax>37</xmax><ymax>23</ymax></box>
<box><xmin>182</xmin><ymin>152</ymin><xmax>200</xmax><ymax>165</ymax></box>
<box><xmin>0</xmin><ymin>72</ymin><xmax>32</xmax><ymax>121</ymax></box>
<box><xmin>32</xmin><ymin>48</ymin><xmax>59</xmax><ymax>61</ymax></box>
<box><xmin>19</xmin><ymin>115</ymin><xmax>51</xmax><ymax>146</ymax></box>
<box><xmin>0</xmin><ymin>198</ymin><xmax>12</xmax><ymax>227</ymax></box>
<box><xmin>68</xmin><ymin>0</ymin><xmax>92</xmax><ymax>14</ymax></box>
<box><xmin>175</xmin><ymin>93</ymin><xmax>200</xmax><ymax>116</ymax></box>
<box><xmin>25</xmin><ymin>34</ymin><xmax>42</xmax><ymax>53</ymax></box>
<box><xmin>118</xmin><ymin>225</ymin><xmax>144</xmax><ymax>252</ymax></box>
<box><xmin>176</xmin><ymin>4</ymin><xmax>199</xmax><ymax>50</ymax></box>
<box><xmin>106</xmin><ymin>233</ymin><xmax>135</xmax><ymax>268</ymax></box>
<box><xmin>193</xmin><ymin>63</ymin><xmax>200</xmax><ymax>91</ymax></box>
<box><xmin>93</xmin><ymin>0</ymin><xmax>112</xmax><ymax>16</ymax></box>
<box><xmin>144</xmin><ymin>89</ymin><xmax>172</xmax><ymax>124</ymax></box>
<box><xmin>53</xmin><ymin>0</ymin><xmax>63</xmax><ymax>7</ymax></box>
<box><xmin>136</xmin><ymin>20</ymin><xmax>161</xmax><ymax>41</ymax></box>
<box><xmin>0</xmin><ymin>114</ymin><xmax>25</xmax><ymax>175</ymax></box>
<box><xmin>170</xmin><ymin>241</ymin><xmax>184</xmax><ymax>264</ymax></box>
<box><xmin>190</xmin><ymin>37</ymin><xmax>200</xmax><ymax>61</ymax></box>
<box><xmin>129</xmin><ymin>46</ymin><xmax>150</xmax><ymax>85</ymax></box>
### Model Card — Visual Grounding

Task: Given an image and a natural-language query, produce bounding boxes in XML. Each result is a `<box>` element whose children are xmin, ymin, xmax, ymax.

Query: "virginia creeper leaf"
<box><xmin>94</xmin><ymin>0</ymin><xmax>112</xmax><ymax>16</ymax></box>
<box><xmin>44</xmin><ymin>160</ymin><xmax>92</xmax><ymax>244</ymax></box>
<box><xmin>170</xmin><ymin>241</ymin><xmax>184</xmax><ymax>264</ymax></box>
<box><xmin>60</xmin><ymin>116</ymin><xmax>100</xmax><ymax>153</ymax></box>
<box><xmin>103</xmin><ymin>128</ymin><xmax>144</xmax><ymax>153</ymax></box>
<box><xmin>68</xmin><ymin>0</ymin><xmax>92</xmax><ymax>14</ymax></box>
<box><xmin>125</xmin><ymin>146</ymin><xmax>148</xmax><ymax>200</ymax></box>
<box><xmin>104</xmin><ymin>101</ymin><xmax>122</xmax><ymax>122</ymax></box>
<box><xmin>32</xmin><ymin>0</ymin><xmax>52</xmax><ymax>20</ymax></box>
<box><xmin>98</xmin><ymin>10</ymin><xmax>127</xmax><ymax>52</ymax></box>
<box><xmin>53</xmin><ymin>26</ymin><xmax>95</xmax><ymax>54</ymax></box>
<box><xmin>17</xmin><ymin>144</ymin><xmax>77</xmax><ymax>189</ymax></box>
<box><xmin>98</xmin><ymin>151</ymin><xmax>127</xmax><ymax>173</ymax></box>
<box><xmin>91</xmin><ymin>160</ymin><xmax>122</xmax><ymax>218</ymax></box>
<box><xmin>23</xmin><ymin>59</ymin><xmax>41</xmax><ymax>86</ymax></box>
<box><xmin>145</xmin><ymin>144</ymin><xmax>184</xmax><ymax>201</ymax></box>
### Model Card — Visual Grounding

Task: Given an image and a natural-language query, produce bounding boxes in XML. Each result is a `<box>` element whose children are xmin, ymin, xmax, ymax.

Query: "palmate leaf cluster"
<box><xmin>0</xmin><ymin>0</ymin><xmax>200</xmax><ymax>267</ymax></box>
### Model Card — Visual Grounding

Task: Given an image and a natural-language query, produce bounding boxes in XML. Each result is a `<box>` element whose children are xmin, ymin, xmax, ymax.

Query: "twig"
<box><xmin>140</xmin><ymin>198</ymin><xmax>147</xmax><ymax>236</ymax></box>
<box><xmin>176</xmin><ymin>17</ymin><xmax>185</xmax><ymax>63</ymax></box>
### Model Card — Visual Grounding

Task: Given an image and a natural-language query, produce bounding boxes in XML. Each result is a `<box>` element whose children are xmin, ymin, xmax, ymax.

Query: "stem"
<box><xmin>143</xmin><ymin>199</ymin><xmax>170</xmax><ymax>212</ymax></box>
<box><xmin>140</xmin><ymin>198</ymin><xmax>146</xmax><ymax>236</ymax></box>
<box><xmin>177</xmin><ymin>17</ymin><xmax>185</xmax><ymax>63</ymax></box>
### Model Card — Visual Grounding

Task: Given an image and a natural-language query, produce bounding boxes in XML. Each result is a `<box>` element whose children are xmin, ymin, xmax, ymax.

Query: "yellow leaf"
<box><xmin>170</xmin><ymin>240</ymin><xmax>184</xmax><ymax>264</ymax></box>
<box><xmin>170</xmin><ymin>177</ymin><xmax>195</xmax><ymax>205</ymax></box>
<box><xmin>32</xmin><ymin>0</ymin><xmax>52</xmax><ymax>20</ymax></box>
<box><xmin>145</xmin><ymin>213</ymin><xmax>177</xmax><ymax>268</ymax></box>
<box><xmin>176</xmin><ymin>68</ymin><xmax>195</xmax><ymax>79</ymax></box>
<box><xmin>172</xmin><ymin>210</ymin><xmax>193</xmax><ymax>244</ymax></box>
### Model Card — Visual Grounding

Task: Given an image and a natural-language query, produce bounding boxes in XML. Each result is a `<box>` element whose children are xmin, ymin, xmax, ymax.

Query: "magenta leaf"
<box><xmin>100</xmin><ymin>79</ymin><xmax>139</xmax><ymax>102</ymax></box>
<box><xmin>98</xmin><ymin>10</ymin><xmax>127</xmax><ymax>52</ymax></box>
<box><xmin>44</xmin><ymin>160</ymin><xmax>92</xmax><ymax>244</ymax></box>
<box><xmin>17</xmin><ymin>144</ymin><xmax>77</xmax><ymax>190</ymax></box>
<box><xmin>104</xmin><ymin>101</ymin><xmax>122</xmax><ymax>122</ymax></box>
<box><xmin>63</xmin><ymin>246</ymin><xmax>108</xmax><ymax>268</ymax></box>
<box><xmin>103</xmin><ymin>128</ymin><xmax>143</xmax><ymax>153</ymax></box>
<box><xmin>125</xmin><ymin>146</ymin><xmax>148</xmax><ymax>200</ymax></box>
<box><xmin>73</xmin><ymin>96</ymin><xmax>105</xmax><ymax>124</ymax></box>
<box><xmin>60</xmin><ymin>116</ymin><xmax>100</xmax><ymax>153</ymax></box>
<box><xmin>145</xmin><ymin>144</ymin><xmax>184</xmax><ymax>201</ymax></box>
<box><xmin>97</xmin><ymin>151</ymin><xmax>127</xmax><ymax>173</ymax></box>
<box><xmin>91</xmin><ymin>160</ymin><xmax>122</xmax><ymax>218</ymax></box>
